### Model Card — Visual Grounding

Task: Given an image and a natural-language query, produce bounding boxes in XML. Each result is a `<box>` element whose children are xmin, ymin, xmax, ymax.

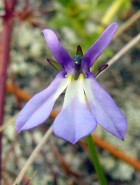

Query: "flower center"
<box><xmin>73</xmin><ymin>55</ymin><xmax>83</xmax><ymax>79</ymax></box>
<box><xmin>73</xmin><ymin>55</ymin><xmax>82</xmax><ymax>66</ymax></box>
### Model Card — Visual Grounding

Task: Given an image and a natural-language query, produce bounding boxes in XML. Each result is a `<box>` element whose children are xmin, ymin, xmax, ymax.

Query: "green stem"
<box><xmin>86</xmin><ymin>135</ymin><xmax>107</xmax><ymax>185</ymax></box>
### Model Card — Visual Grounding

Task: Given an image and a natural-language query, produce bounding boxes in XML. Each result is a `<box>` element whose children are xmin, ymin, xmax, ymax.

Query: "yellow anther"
<box><xmin>67</xmin><ymin>74</ymin><xmax>73</xmax><ymax>81</ymax></box>
<box><xmin>78</xmin><ymin>74</ymin><xmax>84</xmax><ymax>80</ymax></box>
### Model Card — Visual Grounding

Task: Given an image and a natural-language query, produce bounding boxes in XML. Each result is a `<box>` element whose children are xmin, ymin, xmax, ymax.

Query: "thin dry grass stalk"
<box><xmin>113</xmin><ymin>11</ymin><xmax>140</xmax><ymax>39</ymax></box>
<box><xmin>13</xmin><ymin>126</ymin><xmax>53</xmax><ymax>185</ymax></box>
<box><xmin>98</xmin><ymin>33</ymin><xmax>140</xmax><ymax>77</ymax></box>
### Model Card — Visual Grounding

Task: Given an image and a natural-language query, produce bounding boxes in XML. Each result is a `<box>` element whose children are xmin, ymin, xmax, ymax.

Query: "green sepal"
<box><xmin>47</xmin><ymin>59</ymin><xmax>62</xmax><ymax>71</ymax></box>
<box><xmin>76</xmin><ymin>45</ymin><xmax>83</xmax><ymax>57</ymax></box>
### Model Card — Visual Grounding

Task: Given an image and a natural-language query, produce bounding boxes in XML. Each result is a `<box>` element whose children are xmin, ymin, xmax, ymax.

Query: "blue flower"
<box><xmin>16</xmin><ymin>23</ymin><xmax>127</xmax><ymax>144</ymax></box>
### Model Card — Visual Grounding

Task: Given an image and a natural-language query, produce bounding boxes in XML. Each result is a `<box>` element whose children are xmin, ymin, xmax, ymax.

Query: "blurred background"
<box><xmin>0</xmin><ymin>0</ymin><xmax>140</xmax><ymax>184</ymax></box>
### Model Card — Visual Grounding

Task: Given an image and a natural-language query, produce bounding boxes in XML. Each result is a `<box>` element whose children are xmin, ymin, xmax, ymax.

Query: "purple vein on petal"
<box><xmin>16</xmin><ymin>72</ymin><xmax>69</xmax><ymax>133</ymax></box>
<box><xmin>82</xmin><ymin>23</ymin><xmax>118</xmax><ymax>70</ymax></box>
<box><xmin>42</xmin><ymin>29</ymin><xmax>74</xmax><ymax>72</ymax></box>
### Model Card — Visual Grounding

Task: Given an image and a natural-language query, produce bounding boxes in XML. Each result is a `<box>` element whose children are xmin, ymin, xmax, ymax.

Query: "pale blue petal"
<box><xmin>82</xmin><ymin>23</ymin><xmax>118</xmax><ymax>70</ymax></box>
<box><xmin>53</xmin><ymin>78</ymin><xmax>97</xmax><ymax>144</ymax></box>
<box><xmin>16</xmin><ymin>72</ymin><xmax>69</xmax><ymax>132</ymax></box>
<box><xmin>84</xmin><ymin>73</ymin><xmax>127</xmax><ymax>140</ymax></box>
<box><xmin>42</xmin><ymin>29</ymin><xmax>74</xmax><ymax>72</ymax></box>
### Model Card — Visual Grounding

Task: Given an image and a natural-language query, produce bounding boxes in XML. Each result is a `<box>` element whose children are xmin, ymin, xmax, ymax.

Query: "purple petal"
<box><xmin>53</xmin><ymin>78</ymin><xmax>97</xmax><ymax>144</ymax></box>
<box><xmin>16</xmin><ymin>72</ymin><xmax>68</xmax><ymax>132</ymax></box>
<box><xmin>42</xmin><ymin>29</ymin><xmax>74</xmax><ymax>72</ymax></box>
<box><xmin>84</xmin><ymin>73</ymin><xmax>127</xmax><ymax>140</ymax></box>
<box><xmin>82</xmin><ymin>23</ymin><xmax>118</xmax><ymax>70</ymax></box>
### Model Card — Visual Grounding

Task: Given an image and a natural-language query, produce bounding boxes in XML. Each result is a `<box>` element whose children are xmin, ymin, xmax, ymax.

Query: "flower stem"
<box><xmin>86</xmin><ymin>135</ymin><xmax>107</xmax><ymax>185</ymax></box>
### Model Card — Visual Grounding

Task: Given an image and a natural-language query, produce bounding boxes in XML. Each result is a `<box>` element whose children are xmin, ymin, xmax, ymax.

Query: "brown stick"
<box><xmin>6</xmin><ymin>82</ymin><xmax>59</xmax><ymax>120</ymax></box>
<box><xmin>6</xmin><ymin>82</ymin><xmax>32</xmax><ymax>102</ymax></box>
<box><xmin>92</xmin><ymin>135</ymin><xmax>140</xmax><ymax>171</ymax></box>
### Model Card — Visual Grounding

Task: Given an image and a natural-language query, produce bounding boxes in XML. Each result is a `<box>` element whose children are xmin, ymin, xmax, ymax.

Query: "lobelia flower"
<box><xmin>16</xmin><ymin>23</ymin><xmax>127</xmax><ymax>144</ymax></box>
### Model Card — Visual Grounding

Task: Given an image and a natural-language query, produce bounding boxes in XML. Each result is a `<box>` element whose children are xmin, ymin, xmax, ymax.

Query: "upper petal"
<box><xmin>16</xmin><ymin>72</ymin><xmax>69</xmax><ymax>132</ymax></box>
<box><xmin>53</xmin><ymin>75</ymin><xmax>97</xmax><ymax>144</ymax></box>
<box><xmin>82</xmin><ymin>23</ymin><xmax>118</xmax><ymax>70</ymax></box>
<box><xmin>42</xmin><ymin>29</ymin><xmax>74</xmax><ymax>72</ymax></box>
<box><xmin>84</xmin><ymin>73</ymin><xmax>127</xmax><ymax>140</ymax></box>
